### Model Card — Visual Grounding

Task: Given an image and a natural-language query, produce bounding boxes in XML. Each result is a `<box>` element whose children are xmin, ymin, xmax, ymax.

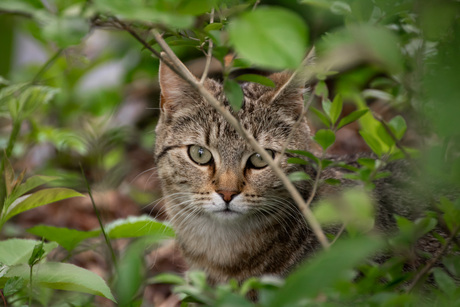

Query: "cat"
<box><xmin>153</xmin><ymin>60</ymin><xmax>445</xmax><ymax>285</ymax></box>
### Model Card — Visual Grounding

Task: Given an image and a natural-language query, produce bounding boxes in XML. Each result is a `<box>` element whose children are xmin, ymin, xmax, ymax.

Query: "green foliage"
<box><xmin>1</xmin><ymin>0</ymin><xmax>460</xmax><ymax>305</ymax></box>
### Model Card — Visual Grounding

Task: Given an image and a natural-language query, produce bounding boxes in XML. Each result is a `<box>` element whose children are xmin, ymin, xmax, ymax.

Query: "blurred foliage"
<box><xmin>0</xmin><ymin>0</ymin><xmax>460</xmax><ymax>305</ymax></box>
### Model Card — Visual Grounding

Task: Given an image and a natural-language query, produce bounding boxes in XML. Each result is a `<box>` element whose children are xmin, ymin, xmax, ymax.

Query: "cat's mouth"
<box><xmin>212</xmin><ymin>208</ymin><xmax>243</xmax><ymax>219</ymax></box>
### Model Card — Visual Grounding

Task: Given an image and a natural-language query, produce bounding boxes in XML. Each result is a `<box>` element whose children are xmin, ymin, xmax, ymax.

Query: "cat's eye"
<box><xmin>188</xmin><ymin>145</ymin><xmax>213</xmax><ymax>165</ymax></box>
<box><xmin>247</xmin><ymin>150</ymin><xmax>274</xmax><ymax>169</ymax></box>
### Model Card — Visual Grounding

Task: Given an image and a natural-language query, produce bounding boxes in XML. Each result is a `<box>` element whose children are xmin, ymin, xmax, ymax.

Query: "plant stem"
<box><xmin>406</xmin><ymin>225</ymin><xmax>460</xmax><ymax>292</ymax></box>
<box><xmin>80</xmin><ymin>166</ymin><xmax>118</xmax><ymax>266</ymax></box>
<box><xmin>0</xmin><ymin>290</ymin><xmax>6</xmax><ymax>307</ymax></box>
<box><xmin>200</xmin><ymin>9</ymin><xmax>215</xmax><ymax>84</ymax></box>
<box><xmin>29</xmin><ymin>264</ymin><xmax>33</xmax><ymax>307</ymax></box>
<box><xmin>32</xmin><ymin>48</ymin><xmax>63</xmax><ymax>84</ymax></box>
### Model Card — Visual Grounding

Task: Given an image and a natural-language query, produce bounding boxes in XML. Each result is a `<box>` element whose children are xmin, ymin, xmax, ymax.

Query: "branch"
<box><xmin>148</xmin><ymin>28</ymin><xmax>330</xmax><ymax>249</ymax></box>
<box><xmin>200</xmin><ymin>8</ymin><xmax>215</xmax><ymax>84</ymax></box>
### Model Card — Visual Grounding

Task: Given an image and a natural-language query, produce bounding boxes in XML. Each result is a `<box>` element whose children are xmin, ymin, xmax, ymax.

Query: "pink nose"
<box><xmin>216</xmin><ymin>190</ymin><xmax>239</xmax><ymax>203</ymax></box>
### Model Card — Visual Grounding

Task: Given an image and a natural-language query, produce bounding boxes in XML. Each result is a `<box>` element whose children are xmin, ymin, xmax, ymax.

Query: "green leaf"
<box><xmin>314</xmin><ymin>80</ymin><xmax>329</xmax><ymax>98</ymax></box>
<box><xmin>148</xmin><ymin>273</ymin><xmax>185</xmax><ymax>285</ymax></box>
<box><xmin>359</xmin><ymin>130</ymin><xmax>384</xmax><ymax>156</ymax></box>
<box><xmin>388</xmin><ymin>115</ymin><xmax>407</xmax><ymax>140</ymax></box>
<box><xmin>42</xmin><ymin>16</ymin><xmax>90</xmax><ymax>48</ymax></box>
<box><xmin>310</xmin><ymin>106</ymin><xmax>332</xmax><ymax>127</ymax></box>
<box><xmin>224</xmin><ymin>79</ymin><xmax>244</xmax><ymax>112</ymax></box>
<box><xmin>3</xmin><ymin>276</ymin><xmax>24</xmax><ymax>296</ymax></box>
<box><xmin>443</xmin><ymin>255</ymin><xmax>460</xmax><ymax>277</ymax></box>
<box><xmin>337</xmin><ymin>109</ymin><xmax>368</xmax><ymax>130</ymax></box>
<box><xmin>324</xmin><ymin>178</ymin><xmax>341</xmax><ymax>185</ymax></box>
<box><xmin>234</xmin><ymin>74</ymin><xmax>275</xmax><ymax>88</ymax></box>
<box><xmin>2</xmin><ymin>262</ymin><xmax>116</xmax><ymax>302</ymax></box>
<box><xmin>322</xmin><ymin>98</ymin><xmax>333</xmax><ymax>120</ymax></box>
<box><xmin>330</xmin><ymin>94</ymin><xmax>343</xmax><ymax>125</ymax></box>
<box><xmin>288</xmin><ymin>171</ymin><xmax>311</xmax><ymax>182</ymax></box>
<box><xmin>204</xmin><ymin>22</ymin><xmax>223</xmax><ymax>32</ymax></box>
<box><xmin>228</xmin><ymin>7</ymin><xmax>308</xmax><ymax>69</ymax></box>
<box><xmin>286</xmin><ymin>149</ymin><xmax>320</xmax><ymax>165</ymax></box>
<box><xmin>287</xmin><ymin>157</ymin><xmax>309</xmax><ymax>165</ymax></box>
<box><xmin>433</xmin><ymin>267</ymin><xmax>457</xmax><ymax>296</ymax></box>
<box><xmin>105</xmin><ymin>215</ymin><xmax>175</xmax><ymax>239</ymax></box>
<box><xmin>175</xmin><ymin>0</ymin><xmax>216</xmax><ymax>15</ymax></box>
<box><xmin>4</xmin><ymin>188</ymin><xmax>84</xmax><ymax>222</ymax></box>
<box><xmin>27</xmin><ymin>225</ymin><xmax>101</xmax><ymax>252</ymax></box>
<box><xmin>5</xmin><ymin>175</ymin><xmax>59</xmax><ymax>209</ymax></box>
<box><xmin>330</xmin><ymin>1</ymin><xmax>352</xmax><ymax>15</ymax></box>
<box><xmin>28</xmin><ymin>241</ymin><xmax>45</xmax><ymax>266</ymax></box>
<box><xmin>269</xmin><ymin>236</ymin><xmax>382</xmax><ymax>306</ymax></box>
<box><xmin>313</xmin><ymin>129</ymin><xmax>336</xmax><ymax>150</ymax></box>
<box><xmin>0</xmin><ymin>239</ymin><xmax>58</xmax><ymax>266</ymax></box>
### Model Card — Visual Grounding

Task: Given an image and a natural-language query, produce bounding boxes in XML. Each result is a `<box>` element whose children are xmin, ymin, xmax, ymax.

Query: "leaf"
<box><xmin>314</xmin><ymin>80</ymin><xmax>329</xmax><ymax>98</ymax></box>
<box><xmin>287</xmin><ymin>157</ymin><xmax>309</xmax><ymax>165</ymax></box>
<box><xmin>5</xmin><ymin>175</ymin><xmax>59</xmax><ymax>208</ymax></box>
<box><xmin>288</xmin><ymin>171</ymin><xmax>311</xmax><ymax>182</ymax></box>
<box><xmin>287</xmin><ymin>150</ymin><xmax>320</xmax><ymax>165</ymax></box>
<box><xmin>228</xmin><ymin>7</ymin><xmax>308</xmax><ymax>69</ymax></box>
<box><xmin>269</xmin><ymin>236</ymin><xmax>382</xmax><ymax>306</ymax></box>
<box><xmin>4</xmin><ymin>188</ymin><xmax>84</xmax><ymax>222</ymax></box>
<box><xmin>3</xmin><ymin>262</ymin><xmax>116</xmax><ymax>302</ymax></box>
<box><xmin>330</xmin><ymin>94</ymin><xmax>343</xmax><ymax>125</ymax></box>
<box><xmin>322</xmin><ymin>98</ymin><xmax>333</xmax><ymax>120</ymax></box>
<box><xmin>41</xmin><ymin>16</ymin><xmax>90</xmax><ymax>48</ymax></box>
<box><xmin>3</xmin><ymin>276</ymin><xmax>24</xmax><ymax>296</ymax></box>
<box><xmin>324</xmin><ymin>178</ymin><xmax>341</xmax><ymax>185</ymax></box>
<box><xmin>234</xmin><ymin>74</ymin><xmax>275</xmax><ymax>88</ymax></box>
<box><xmin>388</xmin><ymin>115</ymin><xmax>407</xmax><ymax>140</ymax></box>
<box><xmin>310</xmin><ymin>106</ymin><xmax>331</xmax><ymax>127</ymax></box>
<box><xmin>433</xmin><ymin>268</ymin><xmax>457</xmax><ymax>296</ymax></box>
<box><xmin>105</xmin><ymin>215</ymin><xmax>175</xmax><ymax>239</ymax></box>
<box><xmin>337</xmin><ymin>109</ymin><xmax>368</xmax><ymax>130</ymax></box>
<box><xmin>204</xmin><ymin>23</ymin><xmax>223</xmax><ymax>32</ymax></box>
<box><xmin>0</xmin><ymin>239</ymin><xmax>58</xmax><ymax>266</ymax></box>
<box><xmin>148</xmin><ymin>273</ymin><xmax>185</xmax><ymax>285</ymax></box>
<box><xmin>28</xmin><ymin>241</ymin><xmax>45</xmax><ymax>266</ymax></box>
<box><xmin>330</xmin><ymin>1</ymin><xmax>352</xmax><ymax>15</ymax></box>
<box><xmin>27</xmin><ymin>225</ymin><xmax>101</xmax><ymax>252</ymax></box>
<box><xmin>313</xmin><ymin>129</ymin><xmax>336</xmax><ymax>150</ymax></box>
<box><xmin>224</xmin><ymin>79</ymin><xmax>244</xmax><ymax>112</ymax></box>
<box><xmin>443</xmin><ymin>255</ymin><xmax>460</xmax><ymax>277</ymax></box>
<box><xmin>359</xmin><ymin>130</ymin><xmax>384</xmax><ymax>156</ymax></box>
<box><xmin>175</xmin><ymin>0</ymin><xmax>217</xmax><ymax>15</ymax></box>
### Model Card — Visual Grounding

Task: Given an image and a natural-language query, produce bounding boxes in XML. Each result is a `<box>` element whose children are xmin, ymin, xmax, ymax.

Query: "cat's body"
<box><xmin>154</xmin><ymin>62</ymin><xmax>438</xmax><ymax>284</ymax></box>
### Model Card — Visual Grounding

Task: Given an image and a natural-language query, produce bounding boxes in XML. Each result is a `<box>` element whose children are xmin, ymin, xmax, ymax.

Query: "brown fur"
<box><xmin>154</xmin><ymin>62</ymin><xmax>447</xmax><ymax>284</ymax></box>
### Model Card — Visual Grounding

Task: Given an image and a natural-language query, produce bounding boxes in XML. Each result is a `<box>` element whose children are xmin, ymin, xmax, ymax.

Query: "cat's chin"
<box><xmin>208</xmin><ymin>209</ymin><xmax>244</xmax><ymax>221</ymax></box>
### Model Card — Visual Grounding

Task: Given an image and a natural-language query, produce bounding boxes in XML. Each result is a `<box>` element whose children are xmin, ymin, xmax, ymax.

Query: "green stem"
<box><xmin>31</xmin><ymin>48</ymin><xmax>63</xmax><ymax>84</ymax></box>
<box><xmin>28</xmin><ymin>264</ymin><xmax>33</xmax><ymax>306</ymax></box>
<box><xmin>80</xmin><ymin>165</ymin><xmax>117</xmax><ymax>266</ymax></box>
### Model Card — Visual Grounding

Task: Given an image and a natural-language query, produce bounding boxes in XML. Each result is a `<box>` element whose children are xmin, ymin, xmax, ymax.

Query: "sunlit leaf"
<box><xmin>228</xmin><ymin>7</ymin><xmax>308</xmax><ymax>69</ymax></box>
<box><xmin>3</xmin><ymin>276</ymin><xmax>24</xmax><ymax>296</ymax></box>
<box><xmin>0</xmin><ymin>239</ymin><xmax>58</xmax><ymax>266</ymax></box>
<box><xmin>288</xmin><ymin>171</ymin><xmax>311</xmax><ymax>182</ymax></box>
<box><xmin>27</xmin><ymin>225</ymin><xmax>101</xmax><ymax>252</ymax></box>
<box><xmin>330</xmin><ymin>94</ymin><xmax>343</xmax><ymax>125</ymax></box>
<box><xmin>105</xmin><ymin>215</ymin><xmax>175</xmax><ymax>239</ymax></box>
<box><xmin>2</xmin><ymin>262</ymin><xmax>116</xmax><ymax>302</ymax></box>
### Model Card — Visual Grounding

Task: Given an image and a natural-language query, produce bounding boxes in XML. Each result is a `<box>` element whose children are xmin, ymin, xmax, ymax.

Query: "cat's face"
<box><xmin>154</xmin><ymin>62</ymin><xmax>311</xmax><ymax>229</ymax></box>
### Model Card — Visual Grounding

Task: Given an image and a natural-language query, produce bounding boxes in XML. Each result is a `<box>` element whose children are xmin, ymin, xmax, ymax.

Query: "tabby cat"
<box><xmin>153</xmin><ymin>60</ymin><xmax>438</xmax><ymax>284</ymax></box>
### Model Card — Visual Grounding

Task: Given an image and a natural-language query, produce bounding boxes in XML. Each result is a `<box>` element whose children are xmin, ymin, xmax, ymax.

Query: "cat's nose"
<box><xmin>216</xmin><ymin>190</ymin><xmax>239</xmax><ymax>203</ymax></box>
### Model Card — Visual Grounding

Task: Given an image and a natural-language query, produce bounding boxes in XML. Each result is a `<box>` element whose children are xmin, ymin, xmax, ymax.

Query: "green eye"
<box><xmin>188</xmin><ymin>145</ymin><xmax>213</xmax><ymax>165</ymax></box>
<box><xmin>248</xmin><ymin>150</ymin><xmax>274</xmax><ymax>169</ymax></box>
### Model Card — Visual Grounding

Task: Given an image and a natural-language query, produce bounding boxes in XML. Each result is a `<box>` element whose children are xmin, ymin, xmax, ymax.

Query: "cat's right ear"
<box><xmin>158</xmin><ymin>58</ymin><xmax>195</xmax><ymax>114</ymax></box>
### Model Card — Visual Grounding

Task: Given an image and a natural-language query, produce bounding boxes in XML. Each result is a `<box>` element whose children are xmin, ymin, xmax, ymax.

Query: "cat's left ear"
<box><xmin>158</xmin><ymin>57</ymin><xmax>198</xmax><ymax>114</ymax></box>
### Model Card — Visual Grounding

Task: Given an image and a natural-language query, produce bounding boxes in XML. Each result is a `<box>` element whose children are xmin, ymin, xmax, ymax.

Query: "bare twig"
<box><xmin>200</xmin><ymin>8</ymin><xmax>215</xmax><ymax>84</ymax></box>
<box><xmin>148</xmin><ymin>28</ymin><xmax>330</xmax><ymax>249</ymax></box>
<box><xmin>406</xmin><ymin>225</ymin><xmax>460</xmax><ymax>293</ymax></box>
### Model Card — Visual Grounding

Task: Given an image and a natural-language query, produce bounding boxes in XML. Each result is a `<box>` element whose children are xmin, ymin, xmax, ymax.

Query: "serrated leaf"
<box><xmin>234</xmin><ymin>74</ymin><xmax>275</xmax><ymax>88</ymax></box>
<box><xmin>29</xmin><ymin>241</ymin><xmax>45</xmax><ymax>266</ymax></box>
<box><xmin>330</xmin><ymin>94</ymin><xmax>343</xmax><ymax>124</ymax></box>
<box><xmin>310</xmin><ymin>106</ymin><xmax>331</xmax><ymax>127</ymax></box>
<box><xmin>288</xmin><ymin>171</ymin><xmax>311</xmax><ymax>182</ymax></box>
<box><xmin>3</xmin><ymin>276</ymin><xmax>24</xmax><ymax>296</ymax></box>
<box><xmin>105</xmin><ymin>215</ymin><xmax>175</xmax><ymax>239</ymax></box>
<box><xmin>4</xmin><ymin>188</ymin><xmax>84</xmax><ymax>222</ymax></box>
<box><xmin>27</xmin><ymin>226</ymin><xmax>101</xmax><ymax>252</ymax></box>
<box><xmin>313</xmin><ymin>129</ymin><xmax>336</xmax><ymax>150</ymax></box>
<box><xmin>3</xmin><ymin>262</ymin><xmax>116</xmax><ymax>302</ymax></box>
<box><xmin>224</xmin><ymin>79</ymin><xmax>244</xmax><ymax>112</ymax></box>
<box><xmin>388</xmin><ymin>115</ymin><xmax>407</xmax><ymax>140</ymax></box>
<box><xmin>337</xmin><ymin>109</ymin><xmax>368</xmax><ymax>130</ymax></box>
<box><xmin>228</xmin><ymin>7</ymin><xmax>308</xmax><ymax>69</ymax></box>
<box><xmin>0</xmin><ymin>239</ymin><xmax>58</xmax><ymax>266</ymax></box>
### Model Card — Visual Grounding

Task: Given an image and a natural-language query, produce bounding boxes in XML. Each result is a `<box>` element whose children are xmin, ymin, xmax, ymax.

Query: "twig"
<box><xmin>406</xmin><ymin>225</ymin><xmax>460</xmax><ymax>293</ymax></box>
<box><xmin>32</xmin><ymin>48</ymin><xmax>63</xmax><ymax>84</ymax></box>
<box><xmin>200</xmin><ymin>8</ymin><xmax>215</xmax><ymax>84</ymax></box>
<box><xmin>149</xmin><ymin>28</ymin><xmax>330</xmax><ymax>249</ymax></box>
<box><xmin>278</xmin><ymin>93</ymin><xmax>316</xmax><ymax>165</ymax></box>
<box><xmin>331</xmin><ymin>224</ymin><xmax>346</xmax><ymax>245</ymax></box>
<box><xmin>80</xmin><ymin>165</ymin><xmax>118</xmax><ymax>266</ymax></box>
<box><xmin>268</xmin><ymin>47</ymin><xmax>315</xmax><ymax>105</ymax></box>
<box><xmin>0</xmin><ymin>290</ymin><xmax>6</xmax><ymax>307</ymax></box>
<box><xmin>252</xmin><ymin>0</ymin><xmax>261</xmax><ymax>11</ymax></box>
